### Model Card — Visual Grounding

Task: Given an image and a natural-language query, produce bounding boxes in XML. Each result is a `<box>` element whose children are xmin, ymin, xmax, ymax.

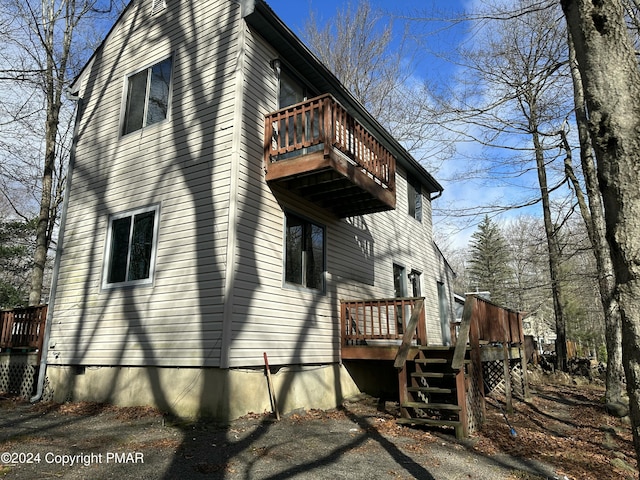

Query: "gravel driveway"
<box><xmin>0</xmin><ymin>393</ymin><xmax>569</xmax><ymax>480</ymax></box>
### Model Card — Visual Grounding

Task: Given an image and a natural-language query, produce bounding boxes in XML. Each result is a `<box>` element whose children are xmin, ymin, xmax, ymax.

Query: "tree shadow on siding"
<box><xmin>52</xmin><ymin>2</ymin><xmax>438</xmax><ymax>479</ymax></box>
<box><xmin>56</xmin><ymin>3</ymin><xmax>157</xmax><ymax>402</ymax></box>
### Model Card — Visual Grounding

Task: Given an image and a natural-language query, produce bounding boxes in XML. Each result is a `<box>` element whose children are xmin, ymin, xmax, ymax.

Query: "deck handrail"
<box><xmin>394</xmin><ymin>298</ymin><xmax>425</xmax><ymax>368</ymax></box>
<box><xmin>0</xmin><ymin>305</ymin><xmax>48</xmax><ymax>351</ymax></box>
<box><xmin>264</xmin><ymin>93</ymin><xmax>396</xmax><ymax>192</ymax></box>
<box><xmin>452</xmin><ymin>295</ymin><xmax>524</xmax><ymax>347</ymax></box>
<box><xmin>451</xmin><ymin>296</ymin><xmax>475</xmax><ymax>370</ymax></box>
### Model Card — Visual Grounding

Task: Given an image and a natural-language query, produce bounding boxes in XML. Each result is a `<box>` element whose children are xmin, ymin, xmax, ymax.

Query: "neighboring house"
<box><xmin>42</xmin><ymin>0</ymin><xmax>456</xmax><ymax>420</ymax></box>
<box><xmin>522</xmin><ymin>310</ymin><xmax>557</xmax><ymax>353</ymax></box>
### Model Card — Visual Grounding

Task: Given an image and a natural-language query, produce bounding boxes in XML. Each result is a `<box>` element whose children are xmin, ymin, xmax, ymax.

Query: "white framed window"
<box><xmin>284</xmin><ymin>212</ymin><xmax>325</xmax><ymax>291</ymax></box>
<box><xmin>407</xmin><ymin>178</ymin><xmax>422</xmax><ymax>222</ymax></box>
<box><xmin>409</xmin><ymin>269</ymin><xmax>422</xmax><ymax>297</ymax></box>
<box><xmin>103</xmin><ymin>205</ymin><xmax>160</xmax><ymax>288</ymax></box>
<box><xmin>122</xmin><ymin>56</ymin><xmax>173</xmax><ymax>136</ymax></box>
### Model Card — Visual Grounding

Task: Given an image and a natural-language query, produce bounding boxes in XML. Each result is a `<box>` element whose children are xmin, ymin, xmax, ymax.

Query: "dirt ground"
<box><xmin>0</xmin><ymin>377</ymin><xmax>636</xmax><ymax>480</ymax></box>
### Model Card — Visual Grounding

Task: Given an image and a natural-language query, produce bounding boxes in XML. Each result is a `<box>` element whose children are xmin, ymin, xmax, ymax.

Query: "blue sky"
<box><xmin>265</xmin><ymin>0</ymin><xmax>568</xmax><ymax>252</ymax></box>
<box><xmin>266</xmin><ymin>0</ymin><xmax>468</xmax><ymax>79</ymax></box>
<box><xmin>265</xmin><ymin>0</ymin><xmax>525</xmax><ymax>249</ymax></box>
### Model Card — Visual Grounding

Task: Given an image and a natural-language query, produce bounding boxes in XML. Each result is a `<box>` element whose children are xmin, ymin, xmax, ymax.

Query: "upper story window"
<box><xmin>103</xmin><ymin>205</ymin><xmax>160</xmax><ymax>288</ymax></box>
<box><xmin>122</xmin><ymin>57</ymin><xmax>173</xmax><ymax>135</ymax></box>
<box><xmin>285</xmin><ymin>212</ymin><xmax>325</xmax><ymax>291</ymax></box>
<box><xmin>407</xmin><ymin>178</ymin><xmax>422</xmax><ymax>222</ymax></box>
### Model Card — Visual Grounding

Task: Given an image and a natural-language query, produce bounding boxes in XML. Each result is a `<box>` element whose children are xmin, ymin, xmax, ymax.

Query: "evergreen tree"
<box><xmin>0</xmin><ymin>218</ymin><xmax>36</xmax><ymax>308</ymax></box>
<box><xmin>467</xmin><ymin>215</ymin><xmax>512</xmax><ymax>306</ymax></box>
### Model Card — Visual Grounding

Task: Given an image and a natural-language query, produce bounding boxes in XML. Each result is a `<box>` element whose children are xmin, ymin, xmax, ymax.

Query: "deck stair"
<box><xmin>397</xmin><ymin>345</ymin><xmax>470</xmax><ymax>439</ymax></box>
<box><xmin>341</xmin><ymin>294</ymin><xmax>527</xmax><ymax>439</ymax></box>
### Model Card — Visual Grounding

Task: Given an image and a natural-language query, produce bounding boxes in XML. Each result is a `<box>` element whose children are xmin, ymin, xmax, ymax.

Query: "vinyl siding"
<box><xmin>225</xmin><ymin>27</ymin><xmax>337</xmax><ymax>367</ymax></box>
<box><xmin>49</xmin><ymin>1</ymin><xmax>453</xmax><ymax>370</ymax></box>
<box><xmin>48</xmin><ymin>0</ymin><xmax>241</xmax><ymax>367</ymax></box>
<box><xmin>222</xmin><ymin>24</ymin><xmax>452</xmax><ymax>368</ymax></box>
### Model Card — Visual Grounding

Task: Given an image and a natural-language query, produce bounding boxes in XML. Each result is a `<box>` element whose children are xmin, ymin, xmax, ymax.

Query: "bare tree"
<box><xmin>560</xmin><ymin>37</ymin><xmax>625</xmax><ymax>404</ymax></box>
<box><xmin>303</xmin><ymin>0</ymin><xmax>452</xmax><ymax>172</ymax></box>
<box><xmin>561</xmin><ymin>0</ymin><xmax>640</xmax><ymax>465</ymax></box>
<box><xmin>440</xmin><ymin>0</ymin><xmax>574</xmax><ymax>369</ymax></box>
<box><xmin>0</xmin><ymin>0</ymin><xmax>124</xmax><ymax>305</ymax></box>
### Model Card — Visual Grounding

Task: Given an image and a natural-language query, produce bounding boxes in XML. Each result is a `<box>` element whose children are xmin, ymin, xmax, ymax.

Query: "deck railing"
<box><xmin>341</xmin><ymin>297</ymin><xmax>426</xmax><ymax>346</ymax></box>
<box><xmin>0</xmin><ymin>305</ymin><xmax>48</xmax><ymax>351</ymax></box>
<box><xmin>264</xmin><ymin>94</ymin><xmax>396</xmax><ymax>192</ymax></box>
<box><xmin>452</xmin><ymin>295</ymin><xmax>524</xmax><ymax>349</ymax></box>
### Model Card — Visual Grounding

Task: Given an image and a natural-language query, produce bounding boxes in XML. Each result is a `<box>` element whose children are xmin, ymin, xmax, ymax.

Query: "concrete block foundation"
<box><xmin>45</xmin><ymin>363</ymin><xmax>361</xmax><ymax>421</ymax></box>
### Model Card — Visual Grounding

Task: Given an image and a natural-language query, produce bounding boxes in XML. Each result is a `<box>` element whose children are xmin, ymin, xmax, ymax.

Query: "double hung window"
<box><xmin>103</xmin><ymin>205</ymin><xmax>160</xmax><ymax>287</ymax></box>
<box><xmin>407</xmin><ymin>178</ymin><xmax>422</xmax><ymax>222</ymax></box>
<box><xmin>122</xmin><ymin>57</ymin><xmax>173</xmax><ymax>135</ymax></box>
<box><xmin>285</xmin><ymin>213</ymin><xmax>325</xmax><ymax>291</ymax></box>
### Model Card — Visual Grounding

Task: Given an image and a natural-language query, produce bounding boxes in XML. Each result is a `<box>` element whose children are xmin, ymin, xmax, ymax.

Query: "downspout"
<box><xmin>430</xmin><ymin>189</ymin><xmax>443</xmax><ymax>201</ymax></box>
<box><xmin>31</xmin><ymin>92</ymin><xmax>81</xmax><ymax>402</ymax></box>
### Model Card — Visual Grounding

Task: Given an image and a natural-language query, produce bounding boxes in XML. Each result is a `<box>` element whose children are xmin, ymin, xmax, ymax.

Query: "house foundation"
<box><xmin>45</xmin><ymin>363</ymin><xmax>361</xmax><ymax>420</ymax></box>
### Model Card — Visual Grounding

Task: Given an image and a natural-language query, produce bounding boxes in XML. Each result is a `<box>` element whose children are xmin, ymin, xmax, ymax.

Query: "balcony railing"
<box><xmin>341</xmin><ymin>297</ymin><xmax>426</xmax><ymax>347</ymax></box>
<box><xmin>0</xmin><ymin>305</ymin><xmax>48</xmax><ymax>351</ymax></box>
<box><xmin>264</xmin><ymin>94</ymin><xmax>396</xmax><ymax>217</ymax></box>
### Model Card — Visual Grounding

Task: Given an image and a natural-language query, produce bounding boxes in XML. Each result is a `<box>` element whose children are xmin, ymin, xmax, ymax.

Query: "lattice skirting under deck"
<box><xmin>466</xmin><ymin>361</ymin><xmax>485</xmax><ymax>433</ymax></box>
<box><xmin>0</xmin><ymin>362</ymin><xmax>37</xmax><ymax>399</ymax></box>
<box><xmin>482</xmin><ymin>359</ymin><xmax>526</xmax><ymax>399</ymax></box>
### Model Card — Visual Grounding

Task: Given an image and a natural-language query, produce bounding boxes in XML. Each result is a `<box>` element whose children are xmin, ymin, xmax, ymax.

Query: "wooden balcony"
<box><xmin>264</xmin><ymin>94</ymin><xmax>396</xmax><ymax>218</ymax></box>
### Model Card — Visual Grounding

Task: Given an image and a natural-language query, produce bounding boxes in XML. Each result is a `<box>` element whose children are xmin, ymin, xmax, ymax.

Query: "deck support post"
<box><xmin>397</xmin><ymin>366</ymin><xmax>410</xmax><ymax>419</ymax></box>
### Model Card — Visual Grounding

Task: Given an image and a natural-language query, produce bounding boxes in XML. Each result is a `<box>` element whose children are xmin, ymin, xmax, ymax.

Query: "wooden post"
<box><xmin>468</xmin><ymin>296</ymin><xmax>485</xmax><ymax>416</ymax></box>
<box><xmin>417</xmin><ymin>300</ymin><xmax>427</xmax><ymax>346</ymax></box>
<box><xmin>340</xmin><ymin>300</ymin><xmax>347</xmax><ymax>350</ymax></box>
<box><xmin>502</xmin><ymin>342</ymin><xmax>513</xmax><ymax>413</ymax></box>
<box><xmin>518</xmin><ymin>312</ymin><xmax>531</xmax><ymax>401</ymax></box>
<box><xmin>323</xmin><ymin>96</ymin><xmax>333</xmax><ymax>157</ymax></box>
<box><xmin>397</xmin><ymin>366</ymin><xmax>410</xmax><ymax>419</ymax></box>
<box><xmin>455</xmin><ymin>367</ymin><xmax>468</xmax><ymax>439</ymax></box>
<box><xmin>394</xmin><ymin>298</ymin><xmax>424</xmax><ymax>368</ymax></box>
<box><xmin>501</xmin><ymin>309</ymin><xmax>514</xmax><ymax>414</ymax></box>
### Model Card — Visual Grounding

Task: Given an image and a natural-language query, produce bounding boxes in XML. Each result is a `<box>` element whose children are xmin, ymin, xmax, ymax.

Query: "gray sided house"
<box><xmin>44</xmin><ymin>0</ymin><xmax>456</xmax><ymax>420</ymax></box>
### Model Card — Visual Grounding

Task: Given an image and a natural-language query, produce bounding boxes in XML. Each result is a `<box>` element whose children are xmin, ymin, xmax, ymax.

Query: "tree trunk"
<box><xmin>28</xmin><ymin>0</ymin><xmax>68</xmax><ymax>305</ymax></box>
<box><xmin>29</xmin><ymin>7</ymin><xmax>58</xmax><ymax>306</ymax></box>
<box><xmin>561</xmin><ymin>0</ymin><xmax>640</xmax><ymax>465</ymax></box>
<box><xmin>531</xmin><ymin>119</ymin><xmax>568</xmax><ymax>372</ymax></box>
<box><xmin>565</xmin><ymin>32</ymin><xmax>624</xmax><ymax>404</ymax></box>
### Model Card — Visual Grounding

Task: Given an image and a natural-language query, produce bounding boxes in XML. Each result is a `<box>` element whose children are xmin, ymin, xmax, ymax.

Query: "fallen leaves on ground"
<box><xmin>2</xmin><ymin>378</ymin><xmax>636</xmax><ymax>479</ymax></box>
<box><xmin>471</xmin><ymin>383</ymin><xmax>635</xmax><ymax>480</ymax></box>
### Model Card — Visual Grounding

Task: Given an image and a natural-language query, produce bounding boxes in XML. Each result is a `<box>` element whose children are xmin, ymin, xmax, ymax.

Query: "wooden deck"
<box><xmin>339</xmin><ymin>295</ymin><xmax>529</xmax><ymax>438</ymax></box>
<box><xmin>264</xmin><ymin>94</ymin><xmax>396</xmax><ymax>217</ymax></box>
<box><xmin>1</xmin><ymin>305</ymin><xmax>47</xmax><ymax>353</ymax></box>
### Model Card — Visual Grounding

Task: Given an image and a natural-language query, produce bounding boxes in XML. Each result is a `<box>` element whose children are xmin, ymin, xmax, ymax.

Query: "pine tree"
<box><xmin>467</xmin><ymin>215</ymin><xmax>512</xmax><ymax>306</ymax></box>
<box><xmin>0</xmin><ymin>218</ymin><xmax>36</xmax><ymax>308</ymax></box>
